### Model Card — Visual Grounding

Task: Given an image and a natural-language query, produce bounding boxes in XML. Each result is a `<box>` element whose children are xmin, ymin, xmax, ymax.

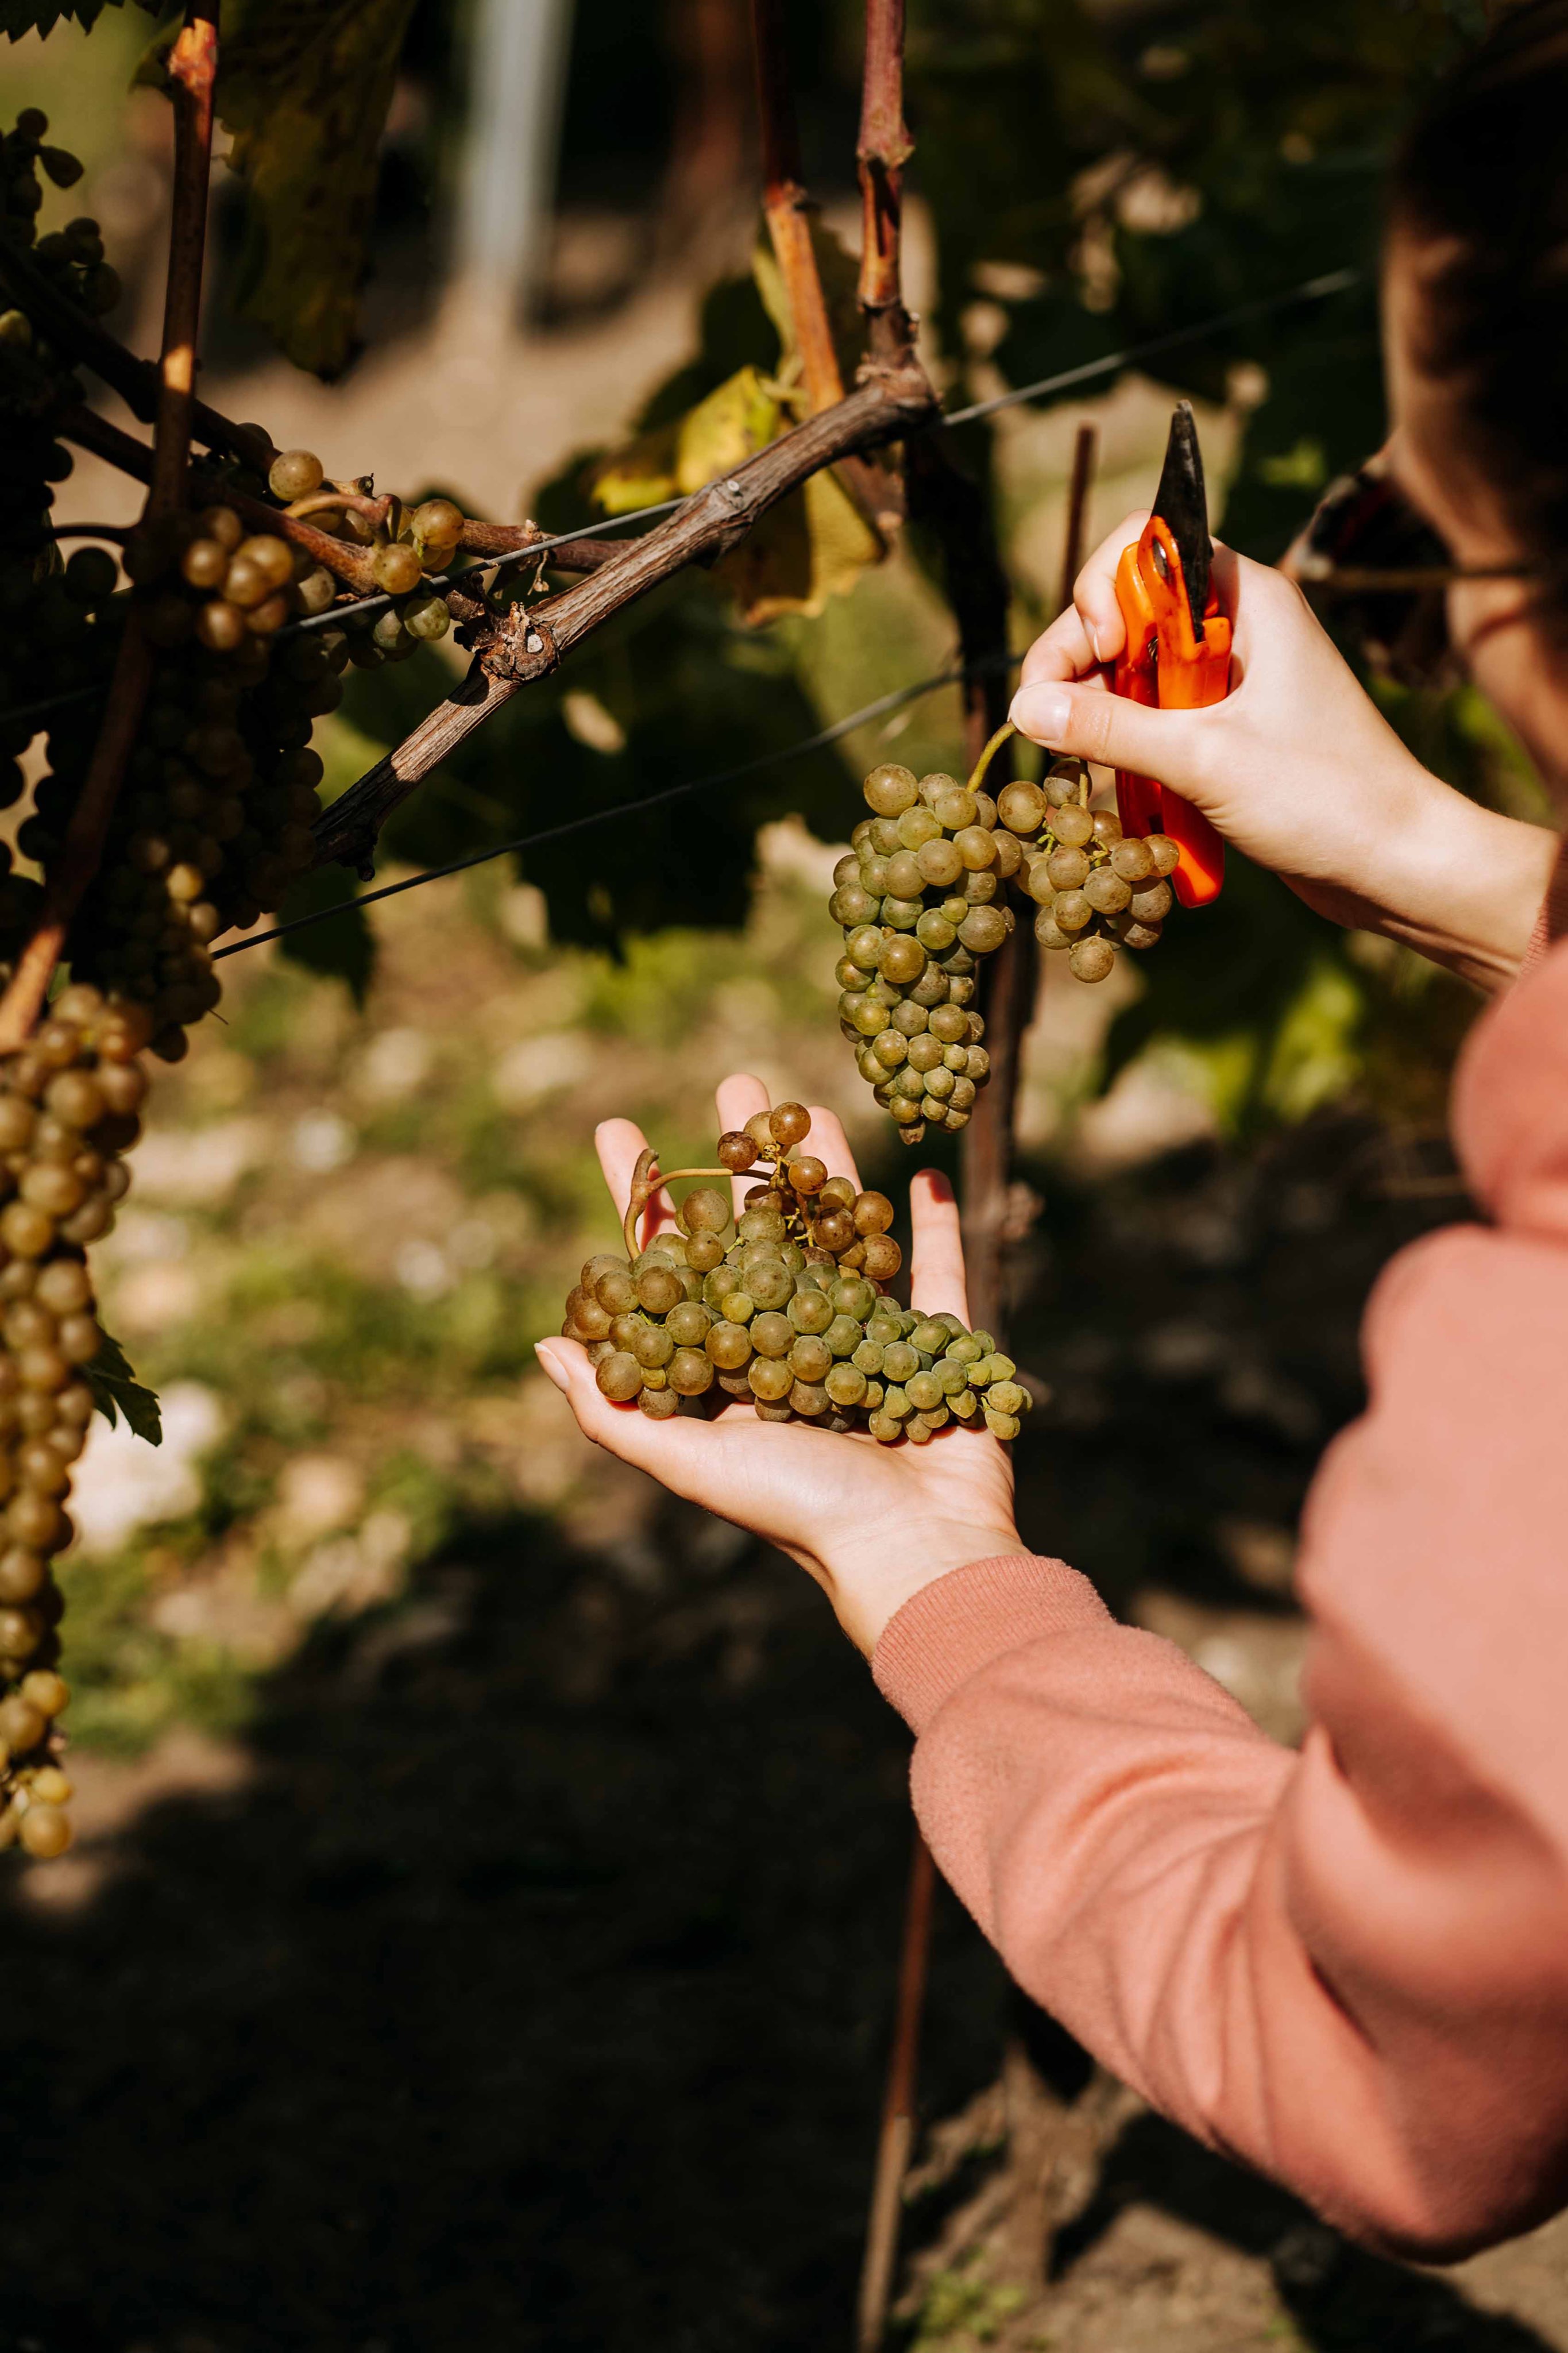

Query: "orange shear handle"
<box><xmin>1111</xmin><ymin>516</ymin><xmax>1231</xmax><ymax>909</ymax></box>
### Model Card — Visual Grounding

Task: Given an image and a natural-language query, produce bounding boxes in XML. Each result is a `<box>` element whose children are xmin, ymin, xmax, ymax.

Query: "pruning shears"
<box><xmin>1111</xmin><ymin>400</ymin><xmax>1230</xmax><ymax>908</ymax></box>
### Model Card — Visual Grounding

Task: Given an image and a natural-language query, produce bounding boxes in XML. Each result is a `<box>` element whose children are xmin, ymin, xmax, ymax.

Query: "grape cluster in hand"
<box><xmin>561</xmin><ymin>1101</ymin><xmax>1031</xmax><ymax>1444</ymax></box>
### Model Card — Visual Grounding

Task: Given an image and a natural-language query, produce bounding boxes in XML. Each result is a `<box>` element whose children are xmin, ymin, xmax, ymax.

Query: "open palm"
<box><xmin>534</xmin><ymin>1073</ymin><xmax>1022</xmax><ymax>1654</ymax></box>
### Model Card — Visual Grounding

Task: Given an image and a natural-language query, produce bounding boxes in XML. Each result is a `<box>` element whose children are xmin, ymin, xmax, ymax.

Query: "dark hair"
<box><xmin>1392</xmin><ymin>0</ymin><xmax>1568</xmax><ymax>624</ymax></box>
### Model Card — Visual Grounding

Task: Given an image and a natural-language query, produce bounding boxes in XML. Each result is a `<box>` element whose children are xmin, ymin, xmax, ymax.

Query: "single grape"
<box><xmin>373</xmin><ymin>542</ymin><xmax>424</xmax><ymax>595</ymax></box>
<box><xmin>1069</xmin><ymin>935</ymin><xmax>1116</xmax><ymax>983</ymax></box>
<box><xmin>1110</xmin><ymin>836</ymin><xmax>1156</xmax><ymax>883</ymax></box>
<box><xmin>1146</xmin><ymin>834</ymin><xmax>1181</xmax><ymax>877</ymax></box>
<box><xmin>957</xmin><ymin>905</ymin><xmax>1007</xmax><ymax>955</ymax></box>
<box><xmin>269</xmin><ymin>449</ymin><xmax>325</xmax><ymax>502</ymax></box>
<box><xmin>1084</xmin><ymin>867</ymin><xmax>1131</xmax><ymax>913</ymax></box>
<box><xmin>997</xmin><ymin>780</ymin><xmax>1047</xmax><ymax>836</ymax></box>
<box><xmin>863</xmin><ymin>763</ymin><xmax>918</xmax><ymax>817</ymax></box>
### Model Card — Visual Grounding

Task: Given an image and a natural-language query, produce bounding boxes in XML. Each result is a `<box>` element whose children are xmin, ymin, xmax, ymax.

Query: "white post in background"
<box><xmin>455</xmin><ymin>0</ymin><xmax>576</xmax><ymax>318</ymax></box>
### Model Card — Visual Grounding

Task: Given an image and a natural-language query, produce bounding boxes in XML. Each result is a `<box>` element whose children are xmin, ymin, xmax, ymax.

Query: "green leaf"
<box><xmin>84</xmin><ymin>1329</ymin><xmax>163</xmax><ymax>1446</ymax></box>
<box><xmin>273</xmin><ymin>862</ymin><xmax>376</xmax><ymax>1004</ymax></box>
<box><xmin>215</xmin><ymin>0</ymin><xmax>419</xmax><ymax>377</ymax></box>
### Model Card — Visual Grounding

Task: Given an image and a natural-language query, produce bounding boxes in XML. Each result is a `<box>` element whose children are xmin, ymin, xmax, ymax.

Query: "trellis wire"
<box><xmin>2</xmin><ymin>257</ymin><xmax>1362</xmax><ymax>732</ymax></box>
<box><xmin>210</xmin><ymin>646</ymin><xmax>1020</xmax><ymax>960</ymax></box>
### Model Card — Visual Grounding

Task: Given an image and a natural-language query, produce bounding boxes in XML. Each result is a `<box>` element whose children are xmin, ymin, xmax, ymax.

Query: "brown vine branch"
<box><xmin>0</xmin><ymin>5</ymin><xmax>218</xmax><ymax>1054</ymax></box>
<box><xmin>750</xmin><ymin>0</ymin><xmax>845</xmax><ymax>415</ymax></box>
<box><xmin>312</xmin><ymin>357</ymin><xmax>937</xmax><ymax>874</ymax></box>
<box><xmin>857</xmin><ymin>0</ymin><xmax>916</xmax><ymax>365</ymax></box>
<box><xmin>60</xmin><ymin>403</ymin><xmax>379</xmax><ymax>592</ymax></box>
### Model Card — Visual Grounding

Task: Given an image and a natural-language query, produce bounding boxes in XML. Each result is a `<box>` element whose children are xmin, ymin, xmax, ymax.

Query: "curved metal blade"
<box><xmin>1152</xmin><ymin>399</ymin><xmax>1211</xmax><ymax>641</ymax></box>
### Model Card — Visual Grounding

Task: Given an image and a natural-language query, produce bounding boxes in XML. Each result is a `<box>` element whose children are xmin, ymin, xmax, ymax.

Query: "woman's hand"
<box><xmin>1010</xmin><ymin>515</ymin><xmax>1556</xmax><ymax>992</ymax></box>
<box><xmin>534</xmin><ymin>1074</ymin><xmax>1022</xmax><ymax>1656</ymax></box>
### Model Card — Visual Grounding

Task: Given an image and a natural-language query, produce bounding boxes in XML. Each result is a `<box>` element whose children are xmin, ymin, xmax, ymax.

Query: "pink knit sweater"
<box><xmin>872</xmin><ymin>931</ymin><xmax>1568</xmax><ymax>2262</ymax></box>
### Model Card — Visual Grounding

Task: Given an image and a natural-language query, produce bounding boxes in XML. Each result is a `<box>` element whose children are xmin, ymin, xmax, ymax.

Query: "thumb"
<box><xmin>1009</xmin><ymin>678</ymin><xmax>1218</xmax><ymax>808</ymax></box>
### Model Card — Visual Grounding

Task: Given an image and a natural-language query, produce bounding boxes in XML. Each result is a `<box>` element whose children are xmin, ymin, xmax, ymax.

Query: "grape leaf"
<box><xmin>0</xmin><ymin>0</ymin><xmax>153</xmax><ymax>38</ymax></box>
<box><xmin>716</xmin><ymin>466</ymin><xmax>882</xmax><ymax>627</ymax></box>
<box><xmin>214</xmin><ymin>0</ymin><xmax>419</xmax><ymax>377</ymax></box>
<box><xmin>589</xmin><ymin>365</ymin><xmax>784</xmax><ymax>513</ymax></box>
<box><xmin>84</xmin><ymin>1329</ymin><xmax>163</xmax><ymax>1446</ymax></box>
<box><xmin>272</xmin><ymin>863</ymin><xmax>376</xmax><ymax>1004</ymax></box>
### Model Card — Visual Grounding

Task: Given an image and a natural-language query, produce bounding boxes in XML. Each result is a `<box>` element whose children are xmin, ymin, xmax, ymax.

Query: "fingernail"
<box><xmin>534</xmin><ymin>1342</ymin><xmax>567</xmax><ymax>1393</ymax></box>
<box><xmin>1010</xmin><ymin>685</ymin><xmax>1072</xmax><ymax>746</ymax></box>
<box><xmin>1087</xmin><ymin>622</ymin><xmax>1103</xmax><ymax>664</ymax></box>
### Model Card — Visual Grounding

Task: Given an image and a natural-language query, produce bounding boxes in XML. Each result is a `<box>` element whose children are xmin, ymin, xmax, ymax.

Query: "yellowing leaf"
<box><xmin>588</xmin><ymin>421</ymin><xmax>681</xmax><ymax>515</ymax></box>
<box><xmin>589</xmin><ymin>365</ymin><xmax>782</xmax><ymax>514</ymax></box>
<box><xmin>215</xmin><ymin>0</ymin><xmax>419</xmax><ymax>378</ymax></box>
<box><xmin>674</xmin><ymin>365</ymin><xmax>782</xmax><ymax>492</ymax></box>
<box><xmin>718</xmin><ymin>465</ymin><xmax>883</xmax><ymax>627</ymax></box>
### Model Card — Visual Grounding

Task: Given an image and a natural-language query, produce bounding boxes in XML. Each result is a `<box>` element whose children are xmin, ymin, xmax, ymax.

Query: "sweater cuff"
<box><xmin>1519</xmin><ymin>832</ymin><xmax>1568</xmax><ymax>983</ymax></box>
<box><xmin>871</xmin><ymin>1551</ymin><xmax>1112</xmax><ymax>1736</ymax></box>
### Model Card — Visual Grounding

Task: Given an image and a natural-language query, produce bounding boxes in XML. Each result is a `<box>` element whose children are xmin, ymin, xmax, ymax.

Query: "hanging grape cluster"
<box><xmin>832</xmin><ymin>729</ymin><xmax>1182</xmax><ymax>1139</ymax></box>
<box><xmin>0</xmin><ymin>983</ymin><xmax>148</xmax><ymax>1857</ymax></box>
<box><xmin>831</xmin><ymin>761</ymin><xmax>1017</xmax><ymax>1145</ymax></box>
<box><xmin>1013</xmin><ymin>765</ymin><xmax>1179</xmax><ymax>973</ymax></box>
<box><xmin>561</xmin><ymin>1102</ymin><xmax>1031</xmax><ymax>1444</ymax></box>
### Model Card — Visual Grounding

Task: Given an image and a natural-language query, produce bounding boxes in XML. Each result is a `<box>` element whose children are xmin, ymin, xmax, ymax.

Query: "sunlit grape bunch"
<box><xmin>831</xmin><ymin>719</ymin><xmax>1184</xmax><ymax>1138</ymax></box>
<box><xmin>560</xmin><ymin>1101</ymin><xmax>1032</xmax><ymax>1444</ymax></box>
<box><xmin>266</xmin><ymin>446</ymin><xmax>463</xmax><ymax>668</ymax></box>
<box><xmin>0</xmin><ymin>982</ymin><xmax>152</xmax><ymax>1861</ymax></box>
<box><xmin>831</xmin><ymin>759</ymin><xmax>1017</xmax><ymax>1145</ymax></box>
<box><xmin>1011</xmin><ymin>759</ymin><xmax>1180</xmax><ymax>978</ymax></box>
<box><xmin>64</xmin><ymin>496</ymin><xmax>346</xmax><ymax>1057</ymax></box>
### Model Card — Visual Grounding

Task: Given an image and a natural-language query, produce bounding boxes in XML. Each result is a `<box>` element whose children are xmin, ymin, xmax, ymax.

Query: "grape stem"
<box><xmin>622</xmin><ymin>1164</ymin><xmax>735</xmax><ymax>1259</ymax></box>
<box><xmin>748</xmin><ymin>0</ymin><xmax>894</xmax><ymax>535</ymax></box>
<box><xmin>967</xmin><ymin>720</ymin><xmax>1017</xmax><ymax>798</ymax></box>
<box><xmin>856</xmin><ymin>0</ymin><xmax>916</xmax><ymax>369</ymax></box>
<box><xmin>0</xmin><ymin>1</ymin><xmax>219</xmax><ymax>1054</ymax></box>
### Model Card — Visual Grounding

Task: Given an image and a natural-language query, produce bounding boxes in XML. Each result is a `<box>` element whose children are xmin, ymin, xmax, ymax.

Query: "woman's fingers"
<box><xmin>715</xmin><ymin>1071</ymin><xmax>771</xmax><ymax>1216</ymax></box>
<box><xmin>536</xmin><ymin>1337</ymin><xmax>710</xmax><ymax>1484</ymax></box>
<box><xmin>805</xmin><ymin>1104</ymin><xmax>860</xmax><ymax>1192</ymax></box>
<box><xmin>907</xmin><ymin>1168</ymin><xmax>971</xmax><ymax>1324</ymax></box>
<box><xmin>594</xmin><ymin>1117</ymin><xmax>677</xmax><ymax>1248</ymax></box>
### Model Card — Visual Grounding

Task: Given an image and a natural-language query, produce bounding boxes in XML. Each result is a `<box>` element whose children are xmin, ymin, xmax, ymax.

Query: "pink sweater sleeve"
<box><xmin>873</xmin><ymin>1215</ymin><xmax>1568</xmax><ymax>2260</ymax></box>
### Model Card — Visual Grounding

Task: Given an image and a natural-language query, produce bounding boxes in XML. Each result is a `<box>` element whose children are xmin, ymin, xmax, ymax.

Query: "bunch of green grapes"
<box><xmin>1007</xmin><ymin>761</ymin><xmax>1180</xmax><ymax>979</ymax></box>
<box><xmin>561</xmin><ymin>1102</ymin><xmax>1032</xmax><ymax>1444</ymax></box>
<box><xmin>0</xmin><ymin>982</ymin><xmax>151</xmax><ymax>1860</ymax></box>
<box><xmin>831</xmin><ymin>763</ymin><xmax>1019</xmax><ymax>1145</ymax></box>
<box><xmin>265</xmin><ymin>448</ymin><xmax>462</xmax><ymax>669</ymax></box>
<box><xmin>61</xmin><ymin>497</ymin><xmax>348</xmax><ymax>1053</ymax></box>
<box><xmin>831</xmin><ymin>730</ymin><xmax>1187</xmax><ymax>1135</ymax></box>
